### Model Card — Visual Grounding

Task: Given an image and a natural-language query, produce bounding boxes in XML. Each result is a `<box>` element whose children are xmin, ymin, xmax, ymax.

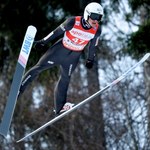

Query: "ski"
<box><xmin>0</xmin><ymin>25</ymin><xmax>37</xmax><ymax>137</ymax></box>
<box><xmin>16</xmin><ymin>53</ymin><xmax>150</xmax><ymax>143</ymax></box>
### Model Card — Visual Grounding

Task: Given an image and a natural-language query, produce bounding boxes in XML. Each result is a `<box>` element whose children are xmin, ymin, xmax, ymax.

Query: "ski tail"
<box><xmin>0</xmin><ymin>25</ymin><xmax>37</xmax><ymax>137</ymax></box>
<box><xmin>16</xmin><ymin>53</ymin><xmax>150</xmax><ymax>142</ymax></box>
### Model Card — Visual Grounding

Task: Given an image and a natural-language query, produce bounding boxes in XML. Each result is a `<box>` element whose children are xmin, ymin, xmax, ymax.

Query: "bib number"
<box><xmin>72</xmin><ymin>38</ymin><xmax>85</xmax><ymax>44</ymax></box>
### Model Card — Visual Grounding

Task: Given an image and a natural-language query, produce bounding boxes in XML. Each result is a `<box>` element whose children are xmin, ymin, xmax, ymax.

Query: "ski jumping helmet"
<box><xmin>84</xmin><ymin>2</ymin><xmax>104</xmax><ymax>22</ymax></box>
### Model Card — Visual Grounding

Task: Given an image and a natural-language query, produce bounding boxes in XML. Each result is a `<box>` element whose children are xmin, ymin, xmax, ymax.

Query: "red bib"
<box><xmin>63</xmin><ymin>16</ymin><xmax>98</xmax><ymax>51</ymax></box>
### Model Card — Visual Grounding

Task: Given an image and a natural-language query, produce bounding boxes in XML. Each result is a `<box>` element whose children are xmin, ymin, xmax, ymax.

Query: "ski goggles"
<box><xmin>90</xmin><ymin>13</ymin><xmax>102</xmax><ymax>21</ymax></box>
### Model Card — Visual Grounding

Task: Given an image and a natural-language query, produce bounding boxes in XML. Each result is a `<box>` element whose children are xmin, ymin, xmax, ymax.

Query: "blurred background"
<box><xmin>0</xmin><ymin>0</ymin><xmax>150</xmax><ymax>149</ymax></box>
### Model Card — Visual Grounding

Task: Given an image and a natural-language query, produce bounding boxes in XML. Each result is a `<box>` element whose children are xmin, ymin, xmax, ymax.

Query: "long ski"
<box><xmin>17</xmin><ymin>53</ymin><xmax>150</xmax><ymax>143</ymax></box>
<box><xmin>0</xmin><ymin>25</ymin><xmax>37</xmax><ymax>137</ymax></box>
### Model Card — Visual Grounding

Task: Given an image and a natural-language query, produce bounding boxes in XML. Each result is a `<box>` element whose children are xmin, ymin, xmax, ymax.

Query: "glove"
<box><xmin>85</xmin><ymin>59</ymin><xmax>94</xmax><ymax>69</ymax></box>
<box><xmin>33</xmin><ymin>40</ymin><xmax>47</xmax><ymax>50</ymax></box>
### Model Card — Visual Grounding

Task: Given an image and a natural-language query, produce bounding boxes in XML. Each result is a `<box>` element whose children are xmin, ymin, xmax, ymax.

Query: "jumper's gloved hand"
<box><xmin>33</xmin><ymin>40</ymin><xmax>48</xmax><ymax>50</ymax></box>
<box><xmin>85</xmin><ymin>59</ymin><xmax>94</xmax><ymax>69</ymax></box>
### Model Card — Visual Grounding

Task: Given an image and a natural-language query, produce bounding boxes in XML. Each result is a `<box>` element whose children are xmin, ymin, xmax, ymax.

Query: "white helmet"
<box><xmin>84</xmin><ymin>2</ymin><xmax>104</xmax><ymax>21</ymax></box>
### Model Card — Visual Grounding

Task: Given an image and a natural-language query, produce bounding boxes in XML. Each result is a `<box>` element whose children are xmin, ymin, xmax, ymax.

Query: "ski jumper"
<box><xmin>19</xmin><ymin>16</ymin><xmax>102</xmax><ymax>114</ymax></box>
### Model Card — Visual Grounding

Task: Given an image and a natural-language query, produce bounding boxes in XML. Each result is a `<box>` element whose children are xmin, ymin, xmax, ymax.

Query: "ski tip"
<box><xmin>27</xmin><ymin>25</ymin><xmax>37</xmax><ymax>36</ymax></box>
<box><xmin>146</xmin><ymin>53</ymin><xmax>150</xmax><ymax>57</ymax></box>
<box><xmin>28</xmin><ymin>25</ymin><xmax>37</xmax><ymax>30</ymax></box>
<box><xmin>144</xmin><ymin>53</ymin><xmax>150</xmax><ymax>60</ymax></box>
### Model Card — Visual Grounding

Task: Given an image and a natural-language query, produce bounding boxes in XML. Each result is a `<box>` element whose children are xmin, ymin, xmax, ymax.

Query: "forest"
<box><xmin>0</xmin><ymin>0</ymin><xmax>150</xmax><ymax>149</ymax></box>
